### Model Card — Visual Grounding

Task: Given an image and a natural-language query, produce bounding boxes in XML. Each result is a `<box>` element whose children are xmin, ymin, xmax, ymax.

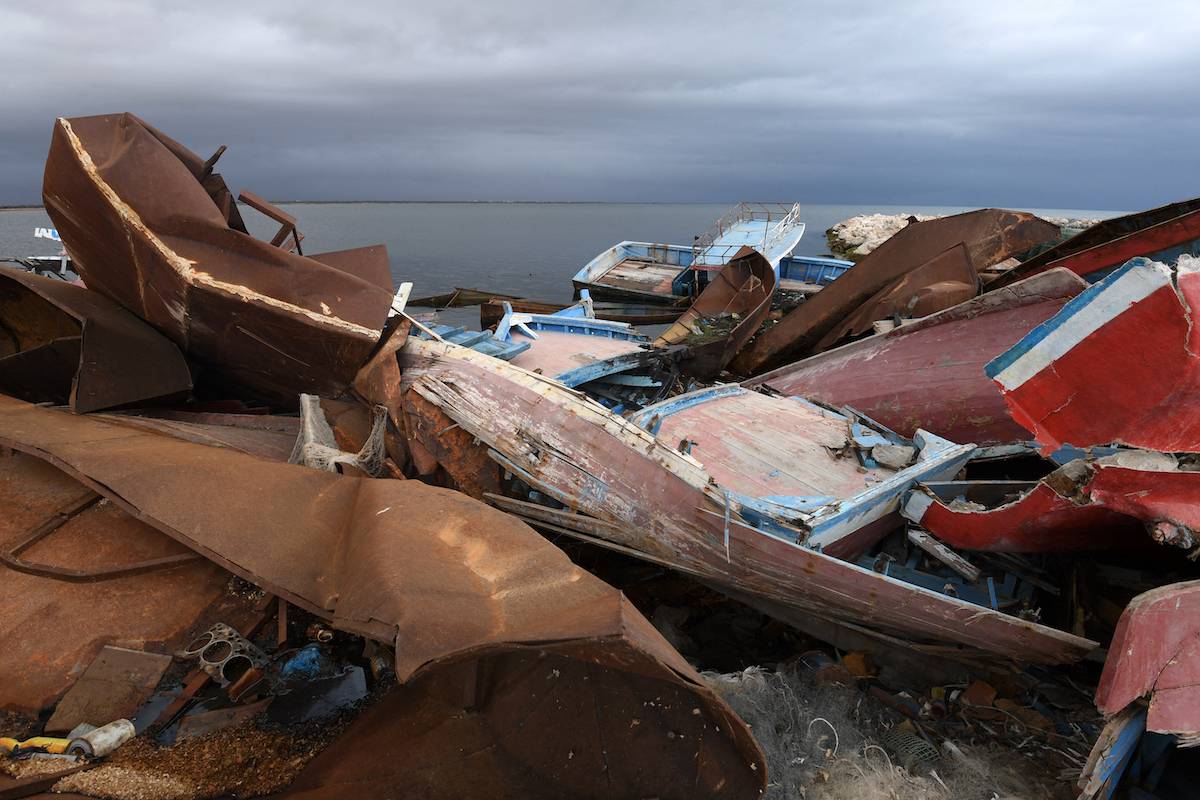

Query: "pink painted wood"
<box><xmin>403</xmin><ymin>340</ymin><xmax>1097</xmax><ymax>664</ymax></box>
<box><xmin>747</xmin><ymin>269</ymin><xmax>1086</xmax><ymax>446</ymax></box>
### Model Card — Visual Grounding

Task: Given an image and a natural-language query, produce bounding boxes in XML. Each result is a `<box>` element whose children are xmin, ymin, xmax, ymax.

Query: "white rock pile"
<box><xmin>827</xmin><ymin>213</ymin><xmax>1101</xmax><ymax>259</ymax></box>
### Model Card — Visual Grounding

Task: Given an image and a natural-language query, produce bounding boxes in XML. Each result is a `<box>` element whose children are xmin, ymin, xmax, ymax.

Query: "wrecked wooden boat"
<box><xmin>42</xmin><ymin>113</ymin><xmax>396</xmax><ymax>407</ymax></box>
<box><xmin>653</xmin><ymin>247</ymin><xmax>776</xmax><ymax>380</ymax></box>
<box><xmin>410</xmin><ymin>287</ymin><xmax>684</xmax><ymax>327</ymax></box>
<box><xmin>0</xmin><ymin>225</ymin><xmax>78</xmax><ymax>281</ymax></box>
<box><xmin>1079</xmin><ymin>580</ymin><xmax>1200</xmax><ymax>798</ymax></box>
<box><xmin>992</xmin><ymin>195</ymin><xmax>1200</xmax><ymax>288</ymax></box>
<box><xmin>571</xmin><ymin>202</ymin><xmax>805</xmax><ymax>304</ymax></box>
<box><xmin>746</xmin><ymin>268</ymin><xmax>1088</xmax><ymax>446</ymax></box>
<box><xmin>776</xmin><ymin>253</ymin><xmax>853</xmax><ymax>295</ymax></box>
<box><xmin>491</xmin><ymin>300</ymin><xmax>677</xmax><ymax>408</ymax></box>
<box><xmin>400</xmin><ymin>338</ymin><xmax>1097</xmax><ymax>664</ymax></box>
<box><xmin>988</xmin><ymin>256</ymin><xmax>1200</xmax><ymax>454</ymax></box>
<box><xmin>732</xmin><ymin>209</ymin><xmax>1062</xmax><ymax>374</ymax></box>
<box><xmin>480</xmin><ymin>296</ymin><xmax>683</xmax><ymax>328</ymax></box>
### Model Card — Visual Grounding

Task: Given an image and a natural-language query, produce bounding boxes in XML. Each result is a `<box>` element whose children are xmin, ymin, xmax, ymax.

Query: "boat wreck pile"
<box><xmin>3</xmin><ymin>112</ymin><xmax>1200</xmax><ymax>799</ymax></box>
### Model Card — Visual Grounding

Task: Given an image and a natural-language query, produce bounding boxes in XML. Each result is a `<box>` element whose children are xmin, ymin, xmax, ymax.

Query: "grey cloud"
<box><xmin>1</xmin><ymin>0</ymin><xmax>1198</xmax><ymax>207</ymax></box>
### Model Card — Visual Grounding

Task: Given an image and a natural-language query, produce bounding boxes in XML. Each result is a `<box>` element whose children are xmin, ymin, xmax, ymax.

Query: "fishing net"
<box><xmin>289</xmin><ymin>394</ymin><xmax>387</xmax><ymax>477</ymax></box>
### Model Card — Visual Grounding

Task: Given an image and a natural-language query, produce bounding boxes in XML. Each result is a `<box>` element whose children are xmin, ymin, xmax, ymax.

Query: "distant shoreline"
<box><xmin>0</xmin><ymin>200</ymin><xmax>1128</xmax><ymax>211</ymax></box>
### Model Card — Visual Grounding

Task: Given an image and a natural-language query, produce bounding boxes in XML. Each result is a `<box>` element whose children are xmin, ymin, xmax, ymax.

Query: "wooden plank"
<box><xmin>907</xmin><ymin>529</ymin><xmax>981</xmax><ymax>582</ymax></box>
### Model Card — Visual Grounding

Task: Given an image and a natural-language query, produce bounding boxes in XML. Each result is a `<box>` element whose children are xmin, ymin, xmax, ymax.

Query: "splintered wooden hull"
<box><xmin>400</xmin><ymin>338</ymin><xmax>1096</xmax><ymax>664</ymax></box>
<box><xmin>988</xmin><ymin>257</ymin><xmax>1200</xmax><ymax>454</ymax></box>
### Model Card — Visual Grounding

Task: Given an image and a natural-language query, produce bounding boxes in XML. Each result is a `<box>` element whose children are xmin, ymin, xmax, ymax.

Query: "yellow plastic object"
<box><xmin>0</xmin><ymin>735</ymin><xmax>72</xmax><ymax>754</ymax></box>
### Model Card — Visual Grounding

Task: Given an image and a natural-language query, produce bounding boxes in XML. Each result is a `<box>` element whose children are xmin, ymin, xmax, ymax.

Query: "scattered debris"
<box><xmin>4</xmin><ymin>111</ymin><xmax>1200</xmax><ymax>799</ymax></box>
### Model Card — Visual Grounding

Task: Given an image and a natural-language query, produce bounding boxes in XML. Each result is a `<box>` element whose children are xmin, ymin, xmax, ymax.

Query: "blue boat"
<box><xmin>571</xmin><ymin>202</ymin><xmax>813</xmax><ymax>304</ymax></box>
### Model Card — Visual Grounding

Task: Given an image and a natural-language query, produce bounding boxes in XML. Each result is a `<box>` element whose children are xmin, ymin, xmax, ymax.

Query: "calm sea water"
<box><xmin>0</xmin><ymin>202</ymin><xmax>1118</xmax><ymax>324</ymax></box>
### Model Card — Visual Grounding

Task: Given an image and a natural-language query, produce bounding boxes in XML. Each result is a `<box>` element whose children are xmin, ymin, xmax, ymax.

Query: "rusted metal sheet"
<box><xmin>732</xmin><ymin>209</ymin><xmax>1060</xmax><ymax>373</ymax></box>
<box><xmin>401</xmin><ymin>389</ymin><xmax>500</xmax><ymax>498</ymax></box>
<box><xmin>95</xmin><ymin>412</ymin><xmax>299</xmax><ymax>462</ymax></box>
<box><xmin>283</xmin><ymin>641</ymin><xmax>758</xmax><ymax>800</ymax></box>
<box><xmin>819</xmin><ymin>242</ymin><xmax>979</xmax><ymax>347</ymax></box>
<box><xmin>989</xmin><ymin>257</ymin><xmax>1200</xmax><ymax>453</ymax></box>
<box><xmin>41</xmin><ymin>113</ymin><xmax>395</xmax><ymax>407</ymax></box>
<box><xmin>1096</xmin><ymin>580</ymin><xmax>1200</xmax><ymax>738</ymax></box>
<box><xmin>352</xmin><ymin>318</ymin><xmax>410</xmax><ymax>429</ymax></box>
<box><xmin>401</xmin><ymin>338</ymin><xmax>1096</xmax><ymax>664</ymax></box>
<box><xmin>0</xmin><ymin>395</ymin><xmax>764</xmax><ymax>798</ymax></box>
<box><xmin>43</xmin><ymin>646</ymin><xmax>172</xmax><ymax>733</ymax></box>
<box><xmin>654</xmin><ymin>247</ymin><xmax>776</xmax><ymax>380</ymax></box>
<box><xmin>0</xmin><ymin>266</ymin><xmax>191</xmax><ymax>412</ymax></box>
<box><xmin>746</xmin><ymin>268</ymin><xmax>1087</xmax><ymax>446</ymax></box>
<box><xmin>0</xmin><ymin>450</ymin><xmax>236</xmax><ymax>715</ymax></box>
<box><xmin>991</xmin><ymin>196</ymin><xmax>1200</xmax><ymax>288</ymax></box>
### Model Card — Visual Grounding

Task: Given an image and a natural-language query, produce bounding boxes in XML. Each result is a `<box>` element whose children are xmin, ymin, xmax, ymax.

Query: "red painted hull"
<box><xmin>909</xmin><ymin>481</ymin><xmax>1143</xmax><ymax>553</ymax></box>
<box><xmin>909</xmin><ymin>461</ymin><xmax>1200</xmax><ymax>554</ymax></box>
<box><xmin>992</xmin><ymin>259</ymin><xmax>1200</xmax><ymax>453</ymax></box>
<box><xmin>747</xmin><ymin>268</ymin><xmax>1086</xmax><ymax>446</ymax></box>
<box><xmin>1096</xmin><ymin>580</ymin><xmax>1200</xmax><ymax>736</ymax></box>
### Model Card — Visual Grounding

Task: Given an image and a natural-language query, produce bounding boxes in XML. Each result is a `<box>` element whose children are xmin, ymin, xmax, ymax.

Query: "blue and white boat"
<box><xmin>0</xmin><ymin>227</ymin><xmax>78</xmax><ymax>281</ymax></box>
<box><xmin>571</xmin><ymin>203</ymin><xmax>843</xmax><ymax>304</ymax></box>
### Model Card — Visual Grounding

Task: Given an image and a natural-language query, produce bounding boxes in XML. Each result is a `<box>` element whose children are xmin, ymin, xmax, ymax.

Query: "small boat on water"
<box><xmin>0</xmin><ymin>226</ymin><xmax>79</xmax><ymax>281</ymax></box>
<box><xmin>654</xmin><ymin>247</ymin><xmax>776</xmax><ymax>380</ymax></box>
<box><xmin>571</xmin><ymin>202</ymin><xmax>820</xmax><ymax>304</ymax></box>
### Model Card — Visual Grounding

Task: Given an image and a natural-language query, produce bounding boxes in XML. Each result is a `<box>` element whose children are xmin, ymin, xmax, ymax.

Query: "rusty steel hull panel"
<box><xmin>401</xmin><ymin>339</ymin><xmax>1096</xmax><ymax>664</ymax></box>
<box><xmin>284</xmin><ymin>643</ymin><xmax>757</xmax><ymax>800</ymax></box>
<box><xmin>654</xmin><ymin>248</ymin><xmax>775</xmax><ymax>380</ymax></box>
<box><xmin>747</xmin><ymin>269</ymin><xmax>1088</xmax><ymax>446</ymax></box>
<box><xmin>43</xmin><ymin>646</ymin><xmax>172</xmax><ymax>733</ymax></box>
<box><xmin>989</xmin><ymin>257</ymin><xmax>1200</xmax><ymax>453</ymax></box>
<box><xmin>992</xmin><ymin>196</ymin><xmax>1200</xmax><ymax>288</ymax></box>
<box><xmin>733</xmin><ymin>209</ymin><xmax>1060</xmax><ymax>373</ymax></box>
<box><xmin>0</xmin><ymin>395</ymin><xmax>763</xmax><ymax>798</ymax></box>
<box><xmin>0</xmin><ymin>449</ymin><xmax>235</xmax><ymax>715</ymax></box>
<box><xmin>42</xmin><ymin>114</ymin><xmax>394</xmax><ymax>406</ymax></box>
<box><xmin>95</xmin><ymin>412</ymin><xmax>299</xmax><ymax>461</ymax></box>
<box><xmin>820</xmin><ymin>242</ymin><xmax>979</xmax><ymax>347</ymax></box>
<box><xmin>1096</xmin><ymin>580</ymin><xmax>1200</xmax><ymax>737</ymax></box>
<box><xmin>0</xmin><ymin>267</ymin><xmax>191</xmax><ymax>412</ymax></box>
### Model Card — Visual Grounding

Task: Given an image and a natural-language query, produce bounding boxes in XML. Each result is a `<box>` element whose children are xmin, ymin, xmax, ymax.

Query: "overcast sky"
<box><xmin>1</xmin><ymin>0</ymin><xmax>1197</xmax><ymax>208</ymax></box>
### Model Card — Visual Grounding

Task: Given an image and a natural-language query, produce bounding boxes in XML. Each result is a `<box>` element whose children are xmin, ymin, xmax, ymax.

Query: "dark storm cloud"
<box><xmin>2</xmin><ymin>0</ymin><xmax>1198</xmax><ymax>207</ymax></box>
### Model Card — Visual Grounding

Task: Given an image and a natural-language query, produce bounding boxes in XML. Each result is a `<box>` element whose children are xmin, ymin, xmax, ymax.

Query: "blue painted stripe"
<box><xmin>984</xmin><ymin>258</ymin><xmax>1147</xmax><ymax>379</ymax></box>
<box><xmin>627</xmin><ymin>384</ymin><xmax>745</xmax><ymax>432</ymax></box>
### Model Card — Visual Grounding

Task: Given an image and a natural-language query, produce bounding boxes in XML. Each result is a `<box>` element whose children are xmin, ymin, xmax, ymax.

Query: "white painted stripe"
<box><xmin>992</xmin><ymin>261</ymin><xmax>1171</xmax><ymax>390</ymax></box>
